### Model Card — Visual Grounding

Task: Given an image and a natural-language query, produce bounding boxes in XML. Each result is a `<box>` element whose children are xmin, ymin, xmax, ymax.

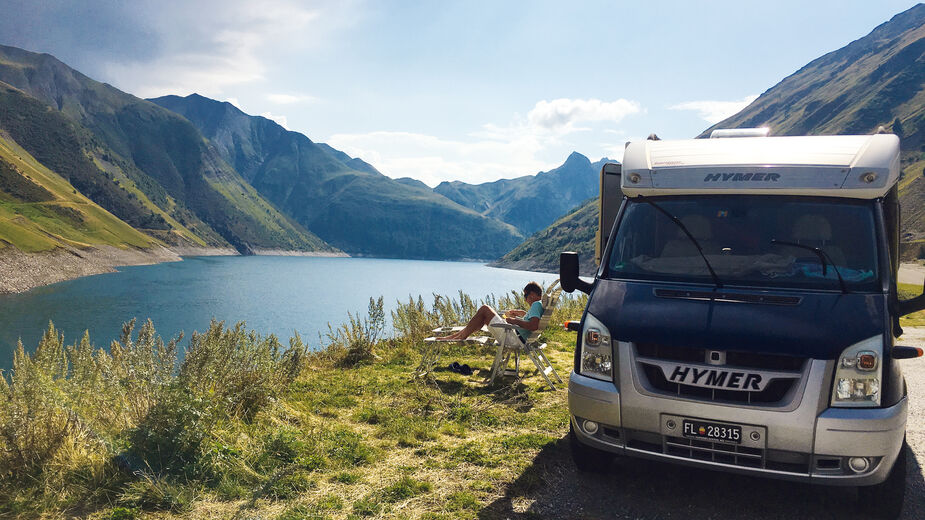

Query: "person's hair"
<box><xmin>523</xmin><ymin>282</ymin><xmax>542</xmax><ymax>298</ymax></box>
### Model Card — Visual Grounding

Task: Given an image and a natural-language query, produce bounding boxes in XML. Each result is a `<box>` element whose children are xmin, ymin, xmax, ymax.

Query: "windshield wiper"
<box><xmin>770</xmin><ymin>239</ymin><xmax>847</xmax><ymax>293</ymax></box>
<box><xmin>636</xmin><ymin>196</ymin><xmax>722</xmax><ymax>288</ymax></box>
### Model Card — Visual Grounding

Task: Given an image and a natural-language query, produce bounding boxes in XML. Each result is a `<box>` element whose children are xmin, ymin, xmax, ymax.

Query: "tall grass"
<box><xmin>0</xmin><ymin>284</ymin><xmax>587</xmax><ymax>516</ymax></box>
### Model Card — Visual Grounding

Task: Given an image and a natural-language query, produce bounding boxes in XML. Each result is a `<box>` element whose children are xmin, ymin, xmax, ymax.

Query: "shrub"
<box><xmin>320</xmin><ymin>296</ymin><xmax>385</xmax><ymax>367</ymax></box>
<box><xmin>103</xmin><ymin>319</ymin><xmax>179</xmax><ymax>426</ymax></box>
<box><xmin>179</xmin><ymin>320</ymin><xmax>304</xmax><ymax>421</ymax></box>
<box><xmin>127</xmin><ymin>386</ymin><xmax>213</xmax><ymax>477</ymax></box>
<box><xmin>0</xmin><ymin>333</ymin><xmax>69</xmax><ymax>478</ymax></box>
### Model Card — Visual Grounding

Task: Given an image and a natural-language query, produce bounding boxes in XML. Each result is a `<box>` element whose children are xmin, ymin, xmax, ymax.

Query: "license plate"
<box><xmin>682</xmin><ymin>419</ymin><xmax>742</xmax><ymax>444</ymax></box>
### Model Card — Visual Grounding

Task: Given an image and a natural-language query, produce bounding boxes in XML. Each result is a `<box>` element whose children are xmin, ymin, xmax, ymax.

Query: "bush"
<box><xmin>320</xmin><ymin>296</ymin><xmax>385</xmax><ymax>367</ymax></box>
<box><xmin>0</xmin><ymin>326</ymin><xmax>75</xmax><ymax>478</ymax></box>
<box><xmin>127</xmin><ymin>386</ymin><xmax>213</xmax><ymax>477</ymax></box>
<box><xmin>0</xmin><ymin>319</ymin><xmax>312</xmax><ymax>514</ymax></box>
<box><xmin>179</xmin><ymin>320</ymin><xmax>304</xmax><ymax>421</ymax></box>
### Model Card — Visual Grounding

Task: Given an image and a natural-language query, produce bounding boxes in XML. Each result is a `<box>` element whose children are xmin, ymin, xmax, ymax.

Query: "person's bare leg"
<box><xmin>440</xmin><ymin>305</ymin><xmax>495</xmax><ymax>340</ymax></box>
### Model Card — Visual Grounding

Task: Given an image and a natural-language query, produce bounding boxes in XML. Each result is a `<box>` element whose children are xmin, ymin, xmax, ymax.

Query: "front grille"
<box><xmin>665</xmin><ymin>436</ymin><xmax>763</xmax><ymax>468</ymax></box>
<box><xmin>624</xmin><ymin>429</ymin><xmax>811</xmax><ymax>474</ymax></box>
<box><xmin>634</xmin><ymin>343</ymin><xmax>806</xmax><ymax>406</ymax></box>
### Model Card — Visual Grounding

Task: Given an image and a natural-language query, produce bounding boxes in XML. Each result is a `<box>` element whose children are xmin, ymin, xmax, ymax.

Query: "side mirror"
<box><xmin>892</xmin><ymin>346</ymin><xmax>924</xmax><ymax>359</ymax></box>
<box><xmin>897</xmin><ymin>279</ymin><xmax>925</xmax><ymax>316</ymax></box>
<box><xmin>560</xmin><ymin>252</ymin><xmax>593</xmax><ymax>294</ymax></box>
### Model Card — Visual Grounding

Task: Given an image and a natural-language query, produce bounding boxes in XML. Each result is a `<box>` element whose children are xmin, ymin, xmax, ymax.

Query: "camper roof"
<box><xmin>621</xmin><ymin>134</ymin><xmax>900</xmax><ymax>199</ymax></box>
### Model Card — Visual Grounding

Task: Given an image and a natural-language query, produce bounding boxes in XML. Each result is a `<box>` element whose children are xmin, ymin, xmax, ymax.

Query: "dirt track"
<box><xmin>477</xmin><ymin>331</ymin><xmax>925</xmax><ymax>519</ymax></box>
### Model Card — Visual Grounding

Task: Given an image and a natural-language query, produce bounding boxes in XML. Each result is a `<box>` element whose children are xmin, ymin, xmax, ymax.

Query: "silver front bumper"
<box><xmin>568</xmin><ymin>345</ymin><xmax>907</xmax><ymax>486</ymax></box>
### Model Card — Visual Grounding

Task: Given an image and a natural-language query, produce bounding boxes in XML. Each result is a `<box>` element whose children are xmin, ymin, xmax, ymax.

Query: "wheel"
<box><xmin>858</xmin><ymin>441</ymin><xmax>907</xmax><ymax>520</ymax></box>
<box><xmin>569</xmin><ymin>422</ymin><xmax>615</xmax><ymax>473</ymax></box>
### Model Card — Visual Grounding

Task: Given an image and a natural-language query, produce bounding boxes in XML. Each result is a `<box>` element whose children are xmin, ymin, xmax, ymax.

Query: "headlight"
<box><xmin>580</xmin><ymin>312</ymin><xmax>614</xmax><ymax>381</ymax></box>
<box><xmin>831</xmin><ymin>336</ymin><xmax>882</xmax><ymax>408</ymax></box>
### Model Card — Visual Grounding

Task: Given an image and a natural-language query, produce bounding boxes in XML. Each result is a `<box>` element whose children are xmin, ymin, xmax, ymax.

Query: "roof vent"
<box><xmin>710</xmin><ymin>127</ymin><xmax>771</xmax><ymax>139</ymax></box>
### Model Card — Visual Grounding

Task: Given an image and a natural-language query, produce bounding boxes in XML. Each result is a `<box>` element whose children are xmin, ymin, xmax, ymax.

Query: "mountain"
<box><xmin>0</xmin><ymin>45</ymin><xmax>333</xmax><ymax>254</ymax></box>
<box><xmin>150</xmin><ymin>94</ymin><xmax>522</xmax><ymax>259</ymax></box>
<box><xmin>699</xmin><ymin>4</ymin><xmax>925</xmax><ymax>250</ymax></box>
<box><xmin>495</xmin><ymin>4</ymin><xmax>925</xmax><ymax>270</ymax></box>
<box><xmin>700</xmin><ymin>4</ymin><xmax>925</xmax><ymax>147</ymax></box>
<box><xmin>434</xmin><ymin>153</ymin><xmax>612</xmax><ymax>235</ymax></box>
<box><xmin>490</xmin><ymin>197</ymin><xmax>599</xmax><ymax>275</ymax></box>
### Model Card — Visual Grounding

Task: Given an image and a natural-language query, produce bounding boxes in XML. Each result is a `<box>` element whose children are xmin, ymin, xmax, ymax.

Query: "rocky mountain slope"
<box><xmin>434</xmin><ymin>152</ymin><xmax>611</xmax><ymax>236</ymax></box>
<box><xmin>490</xmin><ymin>197</ymin><xmax>599</xmax><ymax>276</ymax></box>
<box><xmin>150</xmin><ymin>94</ymin><xmax>522</xmax><ymax>259</ymax></box>
<box><xmin>0</xmin><ymin>45</ymin><xmax>333</xmax><ymax>254</ymax></box>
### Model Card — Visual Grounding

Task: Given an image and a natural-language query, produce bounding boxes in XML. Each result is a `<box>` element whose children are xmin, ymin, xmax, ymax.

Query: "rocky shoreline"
<box><xmin>0</xmin><ymin>245</ymin><xmax>351</xmax><ymax>295</ymax></box>
<box><xmin>0</xmin><ymin>245</ymin><xmax>182</xmax><ymax>294</ymax></box>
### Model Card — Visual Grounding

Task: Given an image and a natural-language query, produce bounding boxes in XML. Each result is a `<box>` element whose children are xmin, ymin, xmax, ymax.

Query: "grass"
<box><xmin>0</xmin><ymin>135</ymin><xmax>158</xmax><ymax>252</ymax></box>
<box><xmin>899</xmin><ymin>281</ymin><xmax>925</xmax><ymax>327</ymax></box>
<box><xmin>0</xmin><ymin>286</ymin><xmax>586</xmax><ymax>519</ymax></box>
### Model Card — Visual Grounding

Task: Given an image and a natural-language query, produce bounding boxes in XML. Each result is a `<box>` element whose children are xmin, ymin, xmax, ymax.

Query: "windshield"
<box><xmin>606</xmin><ymin>196</ymin><xmax>881</xmax><ymax>291</ymax></box>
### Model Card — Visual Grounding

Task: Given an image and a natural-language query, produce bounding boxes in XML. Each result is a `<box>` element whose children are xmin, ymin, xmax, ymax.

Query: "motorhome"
<box><xmin>560</xmin><ymin>132</ymin><xmax>923</xmax><ymax>519</ymax></box>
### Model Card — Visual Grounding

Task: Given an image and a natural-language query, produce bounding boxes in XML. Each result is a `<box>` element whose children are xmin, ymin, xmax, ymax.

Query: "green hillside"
<box><xmin>0</xmin><ymin>134</ymin><xmax>156</xmax><ymax>252</ymax></box>
<box><xmin>491</xmin><ymin>197</ymin><xmax>599</xmax><ymax>276</ymax></box>
<box><xmin>435</xmin><ymin>153</ymin><xmax>611</xmax><ymax>236</ymax></box>
<box><xmin>0</xmin><ymin>45</ymin><xmax>334</xmax><ymax>254</ymax></box>
<box><xmin>0</xmin><ymin>82</ymin><xmax>217</xmax><ymax>249</ymax></box>
<box><xmin>151</xmin><ymin>94</ymin><xmax>522</xmax><ymax>259</ymax></box>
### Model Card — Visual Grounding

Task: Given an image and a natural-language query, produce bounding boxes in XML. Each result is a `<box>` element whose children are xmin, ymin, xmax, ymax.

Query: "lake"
<box><xmin>0</xmin><ymin>256</ymin><xmax>559</xmax><ymax>370</ymax></box>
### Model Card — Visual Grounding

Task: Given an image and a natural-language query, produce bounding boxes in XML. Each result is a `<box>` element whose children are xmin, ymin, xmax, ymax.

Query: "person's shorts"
<box><xmin>488</xmin><ymin>311</ymin><xmax>524</xmax><ymax>346</ymax></box>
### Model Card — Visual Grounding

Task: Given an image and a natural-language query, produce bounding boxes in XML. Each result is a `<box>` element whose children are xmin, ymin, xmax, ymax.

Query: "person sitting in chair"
<box><xmin>438</xmin><ymin>282</ymin><xmax>544</xmax><ymax>344</ymax></box>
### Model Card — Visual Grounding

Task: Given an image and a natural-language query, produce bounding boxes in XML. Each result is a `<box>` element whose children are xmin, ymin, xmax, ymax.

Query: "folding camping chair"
<box><xmin>484</xmin><ymin>280</ymin><xmax>563</xmax><ymax>390</ymax></box>
<box><xmin>416</xmin><ymin>280</ymin><xmax>563</xmax><ymax>391</ymax></box>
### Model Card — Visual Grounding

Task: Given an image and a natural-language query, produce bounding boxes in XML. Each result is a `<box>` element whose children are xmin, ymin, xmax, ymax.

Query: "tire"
<box><xmin>858</xmin><ymin>441</ymin><xmax>907</xmax><ymax>520</ymax></box>
<box><xmin>569</xmin><ymin>422</ymin><xmax>615</xmax><ymax>473</ymax></box>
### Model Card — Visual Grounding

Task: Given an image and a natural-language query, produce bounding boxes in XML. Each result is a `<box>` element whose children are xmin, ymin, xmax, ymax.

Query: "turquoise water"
<box><xmin>0</xmin><ymin>256</ymin><xmax>558</xmax><ymax>370</ymax></box>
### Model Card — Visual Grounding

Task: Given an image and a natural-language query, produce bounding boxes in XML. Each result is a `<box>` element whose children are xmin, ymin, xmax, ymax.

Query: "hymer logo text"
<box><xmin>703</xmin><ymin>172</ymin><xmax>781</xmax><ymax>182</ymax></box>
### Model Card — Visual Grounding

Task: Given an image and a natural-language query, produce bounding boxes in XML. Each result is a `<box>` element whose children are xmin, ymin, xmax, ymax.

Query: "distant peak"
<box><xmin>563</xmin><ymin>151</ymin><xmax>591</xmax><ymax>166</ymax></box>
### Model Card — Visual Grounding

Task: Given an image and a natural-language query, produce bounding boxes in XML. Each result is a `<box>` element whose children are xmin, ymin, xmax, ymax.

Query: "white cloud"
<box><xmin>326</xmin><ymin>97</ymin><xmax>642</xmax><ymax>187</ymax></box>
<box><xmin>267</xmin><ymin>93</ymin><xmax>318</xmax><ymax>104</ymax></box>
<box><xmin>527</xmin><ymin>98</ymin><xmax>641</xmax><ymax>132</ymax></box>
<box><xmin>260</xmin><ymin>112</ymin><xmax>290</xmax><ymax>129</ymax></box>
<box><xmin>669</xmin><ymin>95</ymin><xmax>759</xmax><ymax>124</ymax></box>
<box><xmin>327</xmin><ymin>130</ymin><xmax>550</xmax><ymax>187</ymax></box>
<box><xmin>101</xmin><ymin>0</ymin><xmax>326</xmax><ymax>98</ymax></box>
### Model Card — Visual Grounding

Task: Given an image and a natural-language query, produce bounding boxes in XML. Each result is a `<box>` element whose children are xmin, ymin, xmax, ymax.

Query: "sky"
<box><xmin>0</xmin><ymin>0</ymin><xmax>919</xmax><ymax>187</ymax></box>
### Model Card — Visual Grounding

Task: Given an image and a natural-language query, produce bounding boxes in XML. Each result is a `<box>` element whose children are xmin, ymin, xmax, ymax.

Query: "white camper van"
<box><xmin>559</xmin><ymin>132</ymin><xmax>923</xmax><ymax>519</ymax></box>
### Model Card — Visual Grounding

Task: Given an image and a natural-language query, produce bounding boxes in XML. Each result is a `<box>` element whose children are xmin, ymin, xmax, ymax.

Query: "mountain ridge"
<box><xmin>150</xmin><ymin>93</ymin><xmax>524</xmax><ymax>260</ymax></box>
<box><xmin>0</xmin><ymin>44</ymin><xmax>334</xmax><ymax>254</ymax></box>
<box><xmin>434</xmin><ymin>152</ymin><xmax>612</xmax><ymax>235</ymax></box>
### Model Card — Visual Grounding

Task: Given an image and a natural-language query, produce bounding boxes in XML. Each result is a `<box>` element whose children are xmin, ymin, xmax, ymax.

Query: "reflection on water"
<box><xmin>0</xmin><ymin>256</ymin><xmax>557</xmax><ymax>370</ymax></box>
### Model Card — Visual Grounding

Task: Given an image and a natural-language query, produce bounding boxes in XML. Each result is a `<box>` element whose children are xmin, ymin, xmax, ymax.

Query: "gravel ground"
<box><xmin>0</xmin><ymin>245</ymin><xmax>181</xmax><ymax>294</ymax></box>
<box><xmin>899</xmin><ymin>264</ymin><xmax>925</xmax><ymax>286</ymax></box>
<box><xmin>478</xmin><ymin>331</ymin><xmax>925</xmax><ymax>520</ymax></box>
